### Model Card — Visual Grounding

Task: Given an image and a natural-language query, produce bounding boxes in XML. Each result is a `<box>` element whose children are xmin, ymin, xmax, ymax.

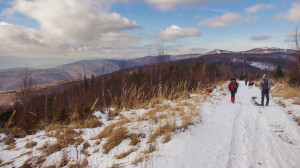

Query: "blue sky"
<box><xmin>0</xmin><ymin>0</ymin><xmax>299</xmax><ymax>59</ymax></box>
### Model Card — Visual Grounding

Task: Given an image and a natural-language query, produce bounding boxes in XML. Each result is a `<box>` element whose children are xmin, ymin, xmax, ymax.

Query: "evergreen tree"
<box><xmin>274</xmin><ymin>62</ymin><xmax>284</xmax><ymax>79</ymax></box>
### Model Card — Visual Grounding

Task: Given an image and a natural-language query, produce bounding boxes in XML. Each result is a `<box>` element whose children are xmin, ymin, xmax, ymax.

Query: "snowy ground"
<box><xmin>153</xmin><ymin>81</ymin><xmax>300</xmax><ymax>168</ymax></box>
<box><xmin>0</xmin><ymin>81</ymin><xmax>300</xmax><ymax>168</ymax></box>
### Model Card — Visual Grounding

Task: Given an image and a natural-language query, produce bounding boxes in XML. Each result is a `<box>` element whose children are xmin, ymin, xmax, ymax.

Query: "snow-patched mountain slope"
<box><xmin>154</xmin><ymin>82</ymin><xmax>300</xmax><ymax>168</ymax></box>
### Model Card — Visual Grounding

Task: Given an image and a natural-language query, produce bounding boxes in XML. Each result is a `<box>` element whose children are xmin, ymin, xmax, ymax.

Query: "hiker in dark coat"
<box><xmin>260</xmin><ymin>74</ymin><xmax>274</xmax><ymax>106</ymax></box>
<box><xmin>228</xmin><ymin>78</ymin><xmax>239</xmax><ymax>103</ymax></box>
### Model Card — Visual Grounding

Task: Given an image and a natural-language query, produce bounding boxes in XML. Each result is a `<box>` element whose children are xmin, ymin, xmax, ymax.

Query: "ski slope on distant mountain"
<box><xmin>154</xmin><ymin>81</ymin><xmax>300</xmax><ymax>168</ymax></box>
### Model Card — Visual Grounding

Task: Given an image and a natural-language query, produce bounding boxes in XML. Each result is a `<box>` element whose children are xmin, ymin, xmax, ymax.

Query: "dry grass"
<box><xmin>162</xmin><ymin>133</ymin><xmax>172</xmax><ymax>143</ymax></box>
<box><xmin>36</xmin><ymin>155</ymin><xmax>46</xmax><ymax>165</ymax></box>
<box><xmin>69</xmin><ymin>157</ymin><xmax>89</xmax><ymax>168</ymax></box>
<box><xmin>295</xmin><ymin>117</ymin><xmax>300</xmax><ymax>126</ymax></box>
<box><xmin>70</xmin><ymin>117</ymin><xmax>103</xmax><ymax>129</ymax></box>
<box><xmin>45</xmin><ymin>123</ymin><xmax>62</xmax><ymax>132</ymax></box>
<box><xmin>17</xmin><ymin>151</ymin><xmax>33</xmax><ymax>159</ymax></box>
<box><xmin>4</xmin><ymin>134</ymin><xmax>14</xmax><ymax>145</ymax></box>
<box><xmin>21</xmin><ymin>159</ymin><xmax>33</xmax><ymax>168</ymax></box>
<box><xmin>149</xmin><ymin>97</ymin><xmax>164</xmax><ymax>108</ymax></box>
<box><xmin>94</xmin><ymin>119</ymin><xmax>129</xmax><ymax>140</ymax></box>
<box><xmin>81</xmin><ymin>142</ymin><xmax>91</xmax><ymax>156</ymax></box>
<box><xmin>44</xmin><ymin>127</ymin><xmax>82</xmax><ymax>155</ymax></box>
<box><xmin>272</xmin><ymin>82</ymin><xmax>300</xmax><ymax>100</ymax></box>
<box><xmin>129</xmin><ymin>133</ymin><xmax>140</xmax><ymax>146</ymax></box>
<box><xmin>293</xmin><ymin>98</ymin><xmax>300</xmax><ymax>105</ymax></box>
<box><xmin>103</xmin><ymin>126</ymin><xmax>128</xmax><ymax>154</ymax></box>
<box><xmin>25</xmin><ymin>141</ymin><xmax>37</xmax><ymax>148</ymax></box>
<box><xmin>82</xmin><ymin>142</ymin><xmax>91</xmax><ymax>151</ymax></box>
<box><xmin>4</xmin><ymin>127</ymin><xmax>27</xmax><ymax>146</ymax></box>
<box><xmin>5</xmin><ymin>142</ymin><xmax>16</xmax><ymax>150</ymax></box>
<box><xmin>0</xmin><ymin>161</ymin><xmax>14</xmax><ymax>167</ymax></box>
<box><xmin>44</xmin><ymin>143</ymin><xmax>64</xmax><ymax>156</ymax></box>
<box><xmin>149</xmin><ymin>122</ymin><xmax>176</xmax><ymax>143</ymax></box>
<box><xmin>107</xmin><ymin>109</ymin><xmax>121</xmax><ymax>121</ymax></box>
<box><xmin>59</xmin><ymin>153</ymin><xmax>69</xmax><ymax>167</ymax></box>
<box><xmin>93</xmin><ymin>148</ymin><xmax>100</xmax><ymax>153</ymax></box>
<box><xmin>115</xmin><ymin>148</ymin><xmax>137</xmax><ymax>159</ymax></box>
<box><xmin>143</xmin><ymin>143</ymin><xmax>156</xmax><ymax>154</ymax></box>
<box><xmin>132</xmin><ymin>156</ymin><xmax>144</xmax><ymax>166</ymax></box>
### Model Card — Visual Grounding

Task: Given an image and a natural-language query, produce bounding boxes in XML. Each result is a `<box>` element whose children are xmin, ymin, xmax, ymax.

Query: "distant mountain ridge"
<box><xmin>0</xmin><ymin>47</ymin><xmax>296</xmax><ymax>91</ymax></box>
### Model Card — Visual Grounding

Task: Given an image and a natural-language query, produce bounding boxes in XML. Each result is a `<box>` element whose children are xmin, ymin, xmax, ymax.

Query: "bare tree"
<box><xmin>157</xmin><ymin>45</ymin><xmax>165</xmax><ymax>97</ymax></box>
<box><xmin>101</xmin><ymin>65</ymin><xmax>106</xmax><ymax>109</ymax></box>
<box><xmin>19</xmin><ymin>67</ymin><xmax>34</xmax><ymax>108</ymax></box>
<box><xmin>120</xmin><ymin>59</ymin><xmax>127</xmax><ymax>107</ymax></box>
<box><xmin>148</xmin><ymin>49</ymin><xmax>153</xmax><ymax>89</ymax></box>
<box><xmin>293</xmin><ymin>27</ymin><xmax>300</xmax><ymax>75</ymax></box>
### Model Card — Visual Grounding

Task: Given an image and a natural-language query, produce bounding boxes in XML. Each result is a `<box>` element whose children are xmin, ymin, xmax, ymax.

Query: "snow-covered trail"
<box><xmin>154</xmin><ymin>82</ymin><xmax>300</xmax><ymax>168</ymax></box>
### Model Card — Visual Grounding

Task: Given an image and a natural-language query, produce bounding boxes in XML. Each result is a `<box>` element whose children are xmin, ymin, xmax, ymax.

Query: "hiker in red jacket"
<box><xmin>228</xmin><ymin>78</ymin><xmax>239</xmax><ymax>103</ymax></box>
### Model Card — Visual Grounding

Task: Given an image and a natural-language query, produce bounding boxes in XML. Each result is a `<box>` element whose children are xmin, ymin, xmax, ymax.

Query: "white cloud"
<box><xmin>246</xmin><ymin>4</ymin><xmax>274</xmax><ymax>14</ymax></box>
<box><xmin>250</xmin><ymin>35</ymin><xmax>271</xmax><ymax>41</ymax></box>
<box><xmin>0</xmin><ymin>0</ymin><xmax>141</xmax><ymax>58</ymax></box>
<box><xmin>155</xmin><ymin>25</ymin><xmax>200</xmax><ymax>40</ymax></box>
<box><xmin>276</xmin><ymin>2</ymin><xmax>300</xmax><ymax>22</ymax></box>
<box><xmin>198</xmin><ymin>12</ymin><xmax>258</xmax><ymax>27</ymax></box>
<box><xmin>5</xmin><ymin>0</ymin><xmax>139</xmax><ymax>42</ymax></box>
<box><xmin>145</xmin><ymin>0</ymin><xmax>234</xmax><ymax>11</ymax></box>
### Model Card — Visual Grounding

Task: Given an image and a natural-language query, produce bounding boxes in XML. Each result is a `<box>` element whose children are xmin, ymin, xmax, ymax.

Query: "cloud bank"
<box><xmin>155</xmin><ymin>25</ymin><xmax>200</xmax><ymax>40</ymax></box>
<box><xmin>246</xmin><ymin>4</ymin><xmax>274</xmax><ymax>14</ymax></box>
<box><xmin>198</xmin><ymin>13</ymin><xmax>258</xmax><ymax>27</ymax></box>
<box><xmin>250</xmin><ymin>35</ymin><xmax>271</xmax><ymax>41</ymax></box>
<box><xmin>0</xmin><ymin>0</ymin><xmax>140</xmax><ymax>58</ymax></box>
<box><xmin>145</xmin><ymin>0</ymin><xmax>234</xmax><ymax>11</ymax></box>
<box><xmin>276</xmin><ymin>2</ymin><xmax>300</xmax><ymax>22</ymax></box>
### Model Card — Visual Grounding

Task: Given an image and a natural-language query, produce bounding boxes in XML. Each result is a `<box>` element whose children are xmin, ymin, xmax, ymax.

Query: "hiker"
<box><xmin>248</xmin><ymin>78</ymin><xmax>254</xmax><ymax>86</ymax></box>
<box><xmin>245</xmin><ymin>76</ymin><xmax>248</xmax><ymax>86</ymax></box>
<box><xmin>260</xmin><ymin>74</ymin><xmax>274</xmax><ymax>106</ymax></box>
<box><xmin>228</xmin><ymin>78</ymin><xmax>239</xmax><ymax>103</ymax></box>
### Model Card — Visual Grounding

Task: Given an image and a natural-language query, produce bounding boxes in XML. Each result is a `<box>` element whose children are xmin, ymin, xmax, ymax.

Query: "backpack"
<box><xmin>262</xmin><ymin>79</ymin><xmax>269</xmax><ymax>90</ymax></box>
<box><xmin>230</xmin><ymin>81</ymin><xmax>238</xmax><ymax>91</ymax></box>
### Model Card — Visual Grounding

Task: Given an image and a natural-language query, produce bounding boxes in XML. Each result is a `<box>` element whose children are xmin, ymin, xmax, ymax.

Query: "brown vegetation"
<box><xmin>103</xmin><ymin>126</ymin><xmax>128</xmax><ymax>154</ymax></box>
<box><xmin>0</xmin><ymin>59</ymin><xmax>232</xmax><ymax>137</ymax></box>
<box><xmin>115</xmin><ymin>148</ymin><xmax>137</xmax><ymax>159</ymax></box>
<box><xmin>25</xmin><ymin>141</ymin><xmax>37</xmax><ymax>148</ymax></box>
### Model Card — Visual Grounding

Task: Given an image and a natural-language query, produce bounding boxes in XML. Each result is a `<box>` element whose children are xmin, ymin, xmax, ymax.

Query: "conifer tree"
<box><xmin>274</xmin><ymin>62</ymin><xmax>284</xmax><ymax>79</ymax></box>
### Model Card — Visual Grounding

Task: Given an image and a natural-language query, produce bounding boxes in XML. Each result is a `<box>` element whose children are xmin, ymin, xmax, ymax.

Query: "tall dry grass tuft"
<box><xmin>25</xmin><ymin>141</ymin><xmax>37</xmax><ymax>148</ymax></box>
<box><xmin>103</xmin><ymin>126</ymin><xmax>128</xmax><ymax>154</ymax></box>
<box><xmin>272</xmin><ymin>82</ymin><xmax>300</xmax><ymax>99</ymax></box>
<box><xmin>143</xmin><ymin>143</ymin><xmax>156</xmax><ymax>154</ymax></box>
<box><xmin>91</xmin><ymin>119</ymin><xmax>129</xmax><ymax>140</ymax></box>
<box><xmin>129</xmin><ymin>133</ymin><xmax>140</xmax><ymax>146</ymax></box>
<box><xmin>115</xmin><ymin>148</ymin><xmax>137</xmax><ymax>159</ymax></box>
<box><xmin>148</xmin><ymin>122</ymin><xmax>176</xmax><ymax>143</ymax></box>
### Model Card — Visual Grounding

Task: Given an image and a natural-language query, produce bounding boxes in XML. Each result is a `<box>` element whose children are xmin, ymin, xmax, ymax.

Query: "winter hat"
<box><xmin>263</xmin><ymin>74</ymin><xmax>268</xmax><ymax>79</ymax></box>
